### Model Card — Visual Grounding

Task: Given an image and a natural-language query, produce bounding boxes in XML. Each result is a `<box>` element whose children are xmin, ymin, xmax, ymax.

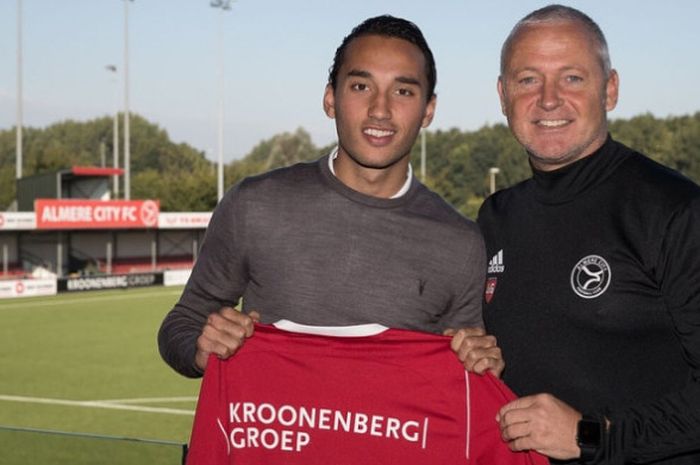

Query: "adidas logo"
<box><xmin>488</xmin><ymin>249</ymin><xmax>505</xmax><ymax>274</ymax></box>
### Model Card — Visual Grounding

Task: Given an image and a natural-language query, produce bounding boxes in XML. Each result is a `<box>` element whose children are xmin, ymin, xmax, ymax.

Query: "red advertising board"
<box><xmin>35</xmin><ymin>199</ymin><xmax>160</xmax><ymax>230</ymax></box>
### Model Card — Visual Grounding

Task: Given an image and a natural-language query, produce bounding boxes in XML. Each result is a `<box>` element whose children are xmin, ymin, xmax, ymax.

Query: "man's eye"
<box><xmin>351</xmin><ymin>83</ymin><xmax>368</xmax><ymax>91</ymax></box>
<box><xmin>518</xmin><ymin>76</ymin><xmax>536</xmax><ymax>85</ymax></box>
<box><xmin>396</xmin><ymin>88</ymin><xmax>414</xmax><ymax>97</ymax></box>
<box><xmin>565</xmin><ymin>75</ymin><xmax>584</xmax><ymax>83</ymax></box>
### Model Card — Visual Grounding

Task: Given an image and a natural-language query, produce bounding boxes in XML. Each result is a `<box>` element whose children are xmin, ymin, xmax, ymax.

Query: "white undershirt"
<box><xmin>328</xmin><ymin>147</ymin><xmax>413</xmax><ymax>199</ymax></box>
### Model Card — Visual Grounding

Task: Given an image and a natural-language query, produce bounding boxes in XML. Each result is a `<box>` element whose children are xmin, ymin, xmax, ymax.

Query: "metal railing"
<box><xmin>0</xmin><ymin>425</ymin><xmax>188</xmax><ymax>465</ymax></box>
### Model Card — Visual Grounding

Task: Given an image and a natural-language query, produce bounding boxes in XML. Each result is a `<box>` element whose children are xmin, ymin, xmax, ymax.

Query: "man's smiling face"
<box><xmin>498</xmin><ymin>20</ymin><xmax>619</xmax><ymax>171</ymax></box>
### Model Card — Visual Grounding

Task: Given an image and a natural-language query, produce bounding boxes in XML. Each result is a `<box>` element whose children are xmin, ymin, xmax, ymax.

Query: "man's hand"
<box><xmin>497</xmin><ymin>393</ymin><xmax>582</xmax><ymax>460</ymax></box>
<box><xmin>195</xmin><ymin>307</ymin><xmax>260</xmax><ymax>371</ymax></box>
<box><xmin>444</xmin><ymin>327</ymin><xmax>504</xmax><ymax>377</ymax></box>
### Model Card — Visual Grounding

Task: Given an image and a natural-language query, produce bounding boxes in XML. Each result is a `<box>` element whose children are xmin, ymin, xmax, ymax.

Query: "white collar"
<box><xmin>327</xmin><ymin>147</ymin><xmax>412</xmax><ymax>199</ymax></box>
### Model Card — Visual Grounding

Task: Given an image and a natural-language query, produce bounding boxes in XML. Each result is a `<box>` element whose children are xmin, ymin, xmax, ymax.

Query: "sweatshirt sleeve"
<box><xmin>157</xmin><ymin>183</ymin><xmax>250</xmax><ymax>378</ymax></box>
<box><xmin>598</xmin><ymin>196</ymin><xmax>700</xmax><ymax>464</ymax></box>
<box><xmin>440</xmin><ymin>223</ymin><xmax>487</xmax><ymax>330</ymax></box>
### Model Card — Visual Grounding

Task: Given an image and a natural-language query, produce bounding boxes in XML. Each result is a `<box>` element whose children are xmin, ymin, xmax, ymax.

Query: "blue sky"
<box><xmin>1</xmin><ymin>1</ymin><xmax>699</xmax><ymax>161</ymax></box>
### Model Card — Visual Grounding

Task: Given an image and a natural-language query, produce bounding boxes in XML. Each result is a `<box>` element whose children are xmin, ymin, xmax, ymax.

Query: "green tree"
<box><xmin>0</xmin><ymin>114</ymin><xmax>216</xmax><ymax>211</ymax></box>
<box><xmin>224</xmin><ymin>128</ymin><xmax>320</xmax><ymax>189</ymax></box>
<box><xmin>2</xmin><ymin>112</ymin><xmax>699</xmax><ymax>214</ymax></box>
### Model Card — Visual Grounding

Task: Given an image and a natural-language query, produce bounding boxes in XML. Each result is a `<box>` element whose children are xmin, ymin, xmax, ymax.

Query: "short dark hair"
<box><xmin>501</xmin><ymin>4</ymin><xmax>611</xmax><ymax>77</ymax></box>
<box><xmin>328</xmin><ymin>15</ymin><xmax>437</xmax><ymax>101</ymax></box>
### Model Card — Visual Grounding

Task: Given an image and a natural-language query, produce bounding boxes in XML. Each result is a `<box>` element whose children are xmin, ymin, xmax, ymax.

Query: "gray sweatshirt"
<box><xmin>158</xmin><ymin>155</ymin><xmax>486</xmax><ymax>377</ymax></box>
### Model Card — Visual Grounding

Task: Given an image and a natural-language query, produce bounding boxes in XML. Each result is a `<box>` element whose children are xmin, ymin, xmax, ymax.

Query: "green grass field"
<box><xmin>0</xmin><ymin>286</ymin><xmax>202</xmax><ymax>465</ymax></box>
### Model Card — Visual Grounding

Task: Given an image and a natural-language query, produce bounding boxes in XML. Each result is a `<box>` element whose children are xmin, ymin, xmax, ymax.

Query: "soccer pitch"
<box><xmin>0</xmin><ymin>286</ymin><xmax>201</xmax><ymax>465</ymax></box>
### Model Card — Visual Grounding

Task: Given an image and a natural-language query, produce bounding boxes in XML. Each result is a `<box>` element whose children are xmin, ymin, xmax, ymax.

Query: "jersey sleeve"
<box><xmin>185</xmin><ymin>356</ymin><xmax>230</xmax><ymax>465</ymax></box>
<box><xmin>601</xmin><ymin>196</ymin><xmax>700</xmax><ymax>464</ymax></box>
<box><xmin>469</xmin><ymin>373</ymin><xmax>550</xmax><ymax>465</ymax></box>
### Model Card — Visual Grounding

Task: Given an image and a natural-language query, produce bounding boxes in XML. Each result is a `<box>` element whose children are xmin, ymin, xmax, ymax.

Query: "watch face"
<box><xmin>578</xmin><ymin>419</ymin><xmax>602</xmax><ymax>446</ymax></box>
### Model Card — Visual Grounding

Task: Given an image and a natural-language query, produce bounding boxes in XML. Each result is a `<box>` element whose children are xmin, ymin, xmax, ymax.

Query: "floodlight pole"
<box><xmin>16</xmin><ymin>0</ymin><xmax>23</xmax><ymax>180</ymax></box>
<box><xmin>107</xmin><ymin>65</ymin><xmax>120</xmax><ymax>198</ymax></box>
<box><xmin>211</xmin><ymin>0</ymin><xmax>233</xmax><ymax>202</ymax></box>
<box><xmin>123</xmin><ymin>0</ymin><xmax>133</xmax><ymax>200</ymax></box>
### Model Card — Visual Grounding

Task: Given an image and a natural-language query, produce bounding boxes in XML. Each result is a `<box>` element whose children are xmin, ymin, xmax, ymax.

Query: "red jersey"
<box><xmin>186</xmin><ymin>321</ymin><xmax>547</xmax><ymax>465</ymax></box>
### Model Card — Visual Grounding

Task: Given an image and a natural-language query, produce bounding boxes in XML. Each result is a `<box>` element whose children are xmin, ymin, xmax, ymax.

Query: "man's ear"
<box><xmin>605</xmin><ymin>69</ymin><xmax>619</xmax><ymax>112</ymax></box>
<box><xmin>421</xmin><ymin>95</ymin><xmax>437</xmax><ymax>128</ymax></box>
<box><xmin>323</xmin><ymin>84</ymin><xmax>336</xmax><ymax>119</ymax></box>
<box><xmin>497</xmin><ymin>76</ymin><xmax>507</xmax><ymax>116</ymax></box>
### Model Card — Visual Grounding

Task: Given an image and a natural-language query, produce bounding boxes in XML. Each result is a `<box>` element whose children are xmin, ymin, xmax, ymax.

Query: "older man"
<box><xmin>478</xmin><ymin>4</ymin><xmax>700</xmax><ymax>464</ymax></box>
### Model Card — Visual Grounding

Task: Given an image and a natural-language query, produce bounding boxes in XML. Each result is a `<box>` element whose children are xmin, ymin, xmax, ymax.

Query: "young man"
<box><xmin>158</xmin><ymin>15</ymin><xmax>499</xmax><ymax>379</ymax></box>
<box><xmin>478</xmin><ymin>4</ymin><xmax>700</xmax><ymax>464</ymax></box>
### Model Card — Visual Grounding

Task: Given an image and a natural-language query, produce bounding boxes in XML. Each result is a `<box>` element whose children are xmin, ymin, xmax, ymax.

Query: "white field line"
<box><xmin>0</xmin><ymin>289</ymin><xmax>182</xmax><ymax>310</ymax></box>
<box><xmin>0</xmin><ymin>395</ymin><xmax>194</xmax><ymax>416</ymax></box>
<box><xmin>95</xmin><ymin>396</ymin><xmax>198</xmax><ymax>404</ymax></box>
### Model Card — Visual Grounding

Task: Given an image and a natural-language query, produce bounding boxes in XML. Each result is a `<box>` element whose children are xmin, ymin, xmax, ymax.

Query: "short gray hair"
<box><xmin>500</xmin><ymin>4</ymin><xmax>611</xmax><ymax>78</ymax></box>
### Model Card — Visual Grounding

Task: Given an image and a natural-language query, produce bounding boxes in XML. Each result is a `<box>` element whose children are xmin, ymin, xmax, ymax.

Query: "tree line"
<box><xmin>1</xmin><ymin>111</ymin><xmax>699</xmax><ymax>219</ymax></box>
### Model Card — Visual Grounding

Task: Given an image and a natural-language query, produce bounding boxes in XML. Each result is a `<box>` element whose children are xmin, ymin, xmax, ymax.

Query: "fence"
<box><xmin>0</xmin><ymin>425</ymin><xmax>188</xmax><ymax>465</ymax></box>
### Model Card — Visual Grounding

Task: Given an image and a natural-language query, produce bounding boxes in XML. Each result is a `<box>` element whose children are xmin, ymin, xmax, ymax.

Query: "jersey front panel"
<box><xmin>186</xmin><ymin>324</ymin><xmax>547</xmax><ymax>465</ymax></box>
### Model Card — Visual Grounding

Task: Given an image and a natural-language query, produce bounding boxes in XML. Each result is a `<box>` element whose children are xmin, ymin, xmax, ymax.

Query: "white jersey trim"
<box><xmin>464</xmin><ymin>370</ymin><xmax>471</xmax><ymax>460</ymax></box>
<box><xmin>273</xmin><ymin>319</ymin><xmax>389</xmax><ymax>337</ymax></box>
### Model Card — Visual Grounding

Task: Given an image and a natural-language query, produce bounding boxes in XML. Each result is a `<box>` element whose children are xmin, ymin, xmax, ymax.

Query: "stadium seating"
<box><xmin>0</xmin><ymin>263</ymin><xmax>28</xmax><ymax>280</ymax></box>
<box><xmin>102</xmin><ymin>255</ymin><xmax>194</xmax><ymax>274</ymax></box>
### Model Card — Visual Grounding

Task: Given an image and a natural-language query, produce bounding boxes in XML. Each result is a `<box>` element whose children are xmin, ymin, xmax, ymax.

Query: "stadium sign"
<box><xmin>35</xmin><ymin>199</ymin><xmax>160</xmax><ymax>230</ymax></box>
<box><xmin>0</xmin><ymin>212</ymin><xmax>36</xmax><ymax>231</ymax></box>
<box><xmin>0</xmin><ymin>278</ymin><xmax>57</xmax><ymax>299</ymax></box>
<box><xmin>163</xmin><ymin>269</ymin><xmax>192</xmax><ymax>286</ymax></box>
<box><xmin>158</xmin><ymin>212</ymin><xmax>212</xmax><ymax>229</ymax></box>
<box><xmin>58</xmin><ymin>272</ymin><xmax>164</xmax><ymax>292</ymax></box>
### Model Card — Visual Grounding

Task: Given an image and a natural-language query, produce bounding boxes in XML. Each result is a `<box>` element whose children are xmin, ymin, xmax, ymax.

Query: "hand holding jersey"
<box><xmin>194</xmin><ymin>308</ymin><xmax>259</xmax><ymax>371</ymax></box>
<box><xmin>445</xmin><ymin>327</ymin><xmax>505</xmax><ymax>377</ymax></box>
<box><xmin>497</xmin><ymin>393</ymin><xmax>582</xmax><ymax>460</ymax></box>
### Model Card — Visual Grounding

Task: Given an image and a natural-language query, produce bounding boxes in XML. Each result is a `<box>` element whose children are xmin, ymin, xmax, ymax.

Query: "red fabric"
<box><xmin>186</xmin><ymin>323</ymin><xmax>548</xmax><ymax>465</ymax></box>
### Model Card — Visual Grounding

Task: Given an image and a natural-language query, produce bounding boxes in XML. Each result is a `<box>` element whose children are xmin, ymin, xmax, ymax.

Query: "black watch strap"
<box><xmin>577</xmin><ymin>415</ymin><xmax>603</xmax><ymax>462</ymax></box>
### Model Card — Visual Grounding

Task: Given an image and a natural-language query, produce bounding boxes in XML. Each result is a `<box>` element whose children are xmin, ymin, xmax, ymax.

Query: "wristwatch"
<box><xmin>576</xmin><ymin>415</ymin><xmax>603</xmax><ymax>462</ymax></box>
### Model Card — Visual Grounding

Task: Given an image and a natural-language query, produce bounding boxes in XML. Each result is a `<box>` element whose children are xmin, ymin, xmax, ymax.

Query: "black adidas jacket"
<box><xmin>478</xmin><ymin>136</ymin><xmax>700</xmax><ymax>464</ymax></box>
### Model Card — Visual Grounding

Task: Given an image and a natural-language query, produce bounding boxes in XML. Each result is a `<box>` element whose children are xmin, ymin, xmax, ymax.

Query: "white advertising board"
<box><xmin>163</xmin><ymin>269</ymin><xmax>192</xmax><ymax>286</ymax></box>
<box><xmin>0</xmin><ymin>212</ymin><xmax>36</xmax><ymax>231</ymax></box>
<box><xmin>0</xmin><ymin>278</ymin><xmax>57</xmax><ymax>299</ymax></box>
<box><xmin>158</xmin><ymin>212</ymin><xmax>211</xmax><ymax>229</ymax></box>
